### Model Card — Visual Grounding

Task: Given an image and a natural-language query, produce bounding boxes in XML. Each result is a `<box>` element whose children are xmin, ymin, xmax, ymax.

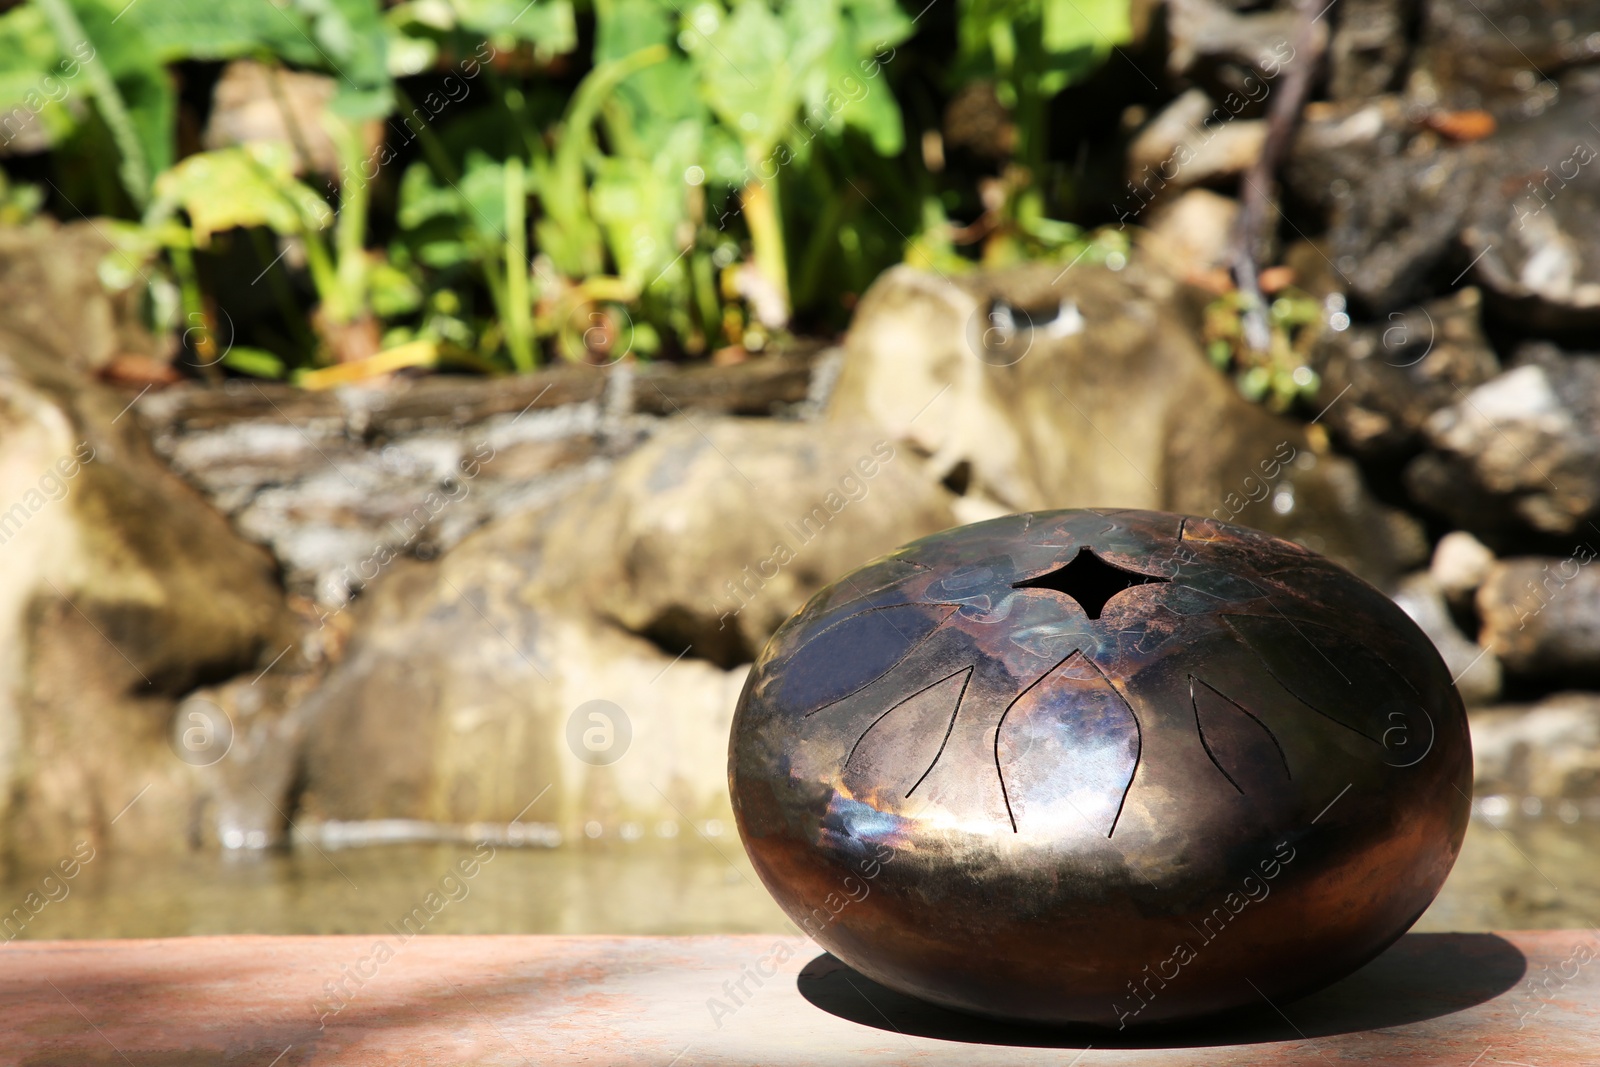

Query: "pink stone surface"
<box><xmin>3</xmin><ymin>931</ymin><xmax>1596</xmax><ymax>1065</ymax></box>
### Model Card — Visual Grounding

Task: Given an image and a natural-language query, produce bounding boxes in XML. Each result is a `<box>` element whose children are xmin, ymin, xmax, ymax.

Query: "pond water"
<box><xmin>3</xmin><ymin>815</ymin><xmax>1597</xmax><ymax>940</ymax></box>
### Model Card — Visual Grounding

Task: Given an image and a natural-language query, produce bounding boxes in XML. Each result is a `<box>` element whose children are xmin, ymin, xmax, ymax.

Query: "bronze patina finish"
<box><xmin>729</xmin><ymin>509</ymin><xmax>1472</xmax><ymax>1028</ymax></box>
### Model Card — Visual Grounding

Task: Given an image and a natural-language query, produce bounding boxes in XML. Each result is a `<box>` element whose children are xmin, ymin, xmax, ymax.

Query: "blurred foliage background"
<box><xmin>0</xmin><ymin>0</ymin><xmax>1139</xmax><ymax>382</ymax></box>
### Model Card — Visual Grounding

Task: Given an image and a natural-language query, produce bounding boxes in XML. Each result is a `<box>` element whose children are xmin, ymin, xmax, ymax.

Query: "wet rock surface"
<box><xmin>1166</xmin><ymin>0</ymin><xmax>1313</xmax><ymax>107</ymax></box>
<box><xmin>1328</xmin><ymin>0</ymin><xmax>1416</xmax><ymax>101</ymax></box>
<box><xmin>1459</xmin><ymin>86</ymin><xmax>1600</xmax><ymax>331</ymax></box>
<box><xmin>1126</xmin><ymin>89</ymin><xmax>1268</xmax><ymax>195</ymax></box>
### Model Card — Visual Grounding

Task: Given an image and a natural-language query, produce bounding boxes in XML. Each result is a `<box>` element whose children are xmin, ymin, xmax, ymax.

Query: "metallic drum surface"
<box><xmin>729</xmin><ymin>509</ymin><xmax>1472</xmax><ymax>1027</ymax></box>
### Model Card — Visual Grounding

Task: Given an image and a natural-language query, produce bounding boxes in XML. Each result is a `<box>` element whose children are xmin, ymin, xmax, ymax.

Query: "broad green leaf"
<box><xmin>151</xmin><ymin>144</ymin><xmax>332</xmax><ymax>244</ymax></box>
<box><xmin>452</xmin><ymin>0</ymin><xmax>575</xmax><ymax>55</ymax></box>
<box><xmin>116</xmin><ymin>0</ymin><xmax>321</xmax><ymax>63</ymax></box>
<box><xmin>457</xmin><ymin>150</ymin><xmax>512</xmax><ymax>237</ymax></box>
<box><xmin>400</xmin><ymin>152</ymin><xmax>534</xmax><ymax>247</ymax></box>
<box><xmin>955</xmin><ymin>0</ymin><xmax>1127</xmax><ymax>99</ymax></box>
<box><xmin>596</xmin><ymin>0</ymin><xmax>705</xmax><ymax>157</ymax></box>
<box><xmin>386</xmin><ymin>0</ymin><xmax>457</xmax><ymax>33</ymax></box>
<box><xmin>690</xmin><ymin>0</ymin><xmax>797</xmax><ymax>160</ymax></box>
<box><xmin>415</xmin><ymin>236</ymin><xmax>476</xmax><ymax>268</ymax></box>
<box><xmin>386</xmin><ymin>29</ymin><xmax>437</xmax><ymax>77</ymax></box>
<box><xmin>834</xmin><ymin>64</ymin><xmax>903</xmax><ymax>154</ymax></box>
<box><xmin>832</xmin><ymin>0</ymin><xmax>911</xmax><ymax>153</ymax></box>
<box><xmin>594</xmin><ymin>0</ymin><xmax>673</xmax><ymax>64</ymax></box>
<box><xmin>534</xmin><ymin>42</ymin><xmax>667</xmax><ymax>278</ymax></box>
<box><xmin>1042</xmin><ymin>0</ymin><xmax>1129</xmax><ymax>55</ymax></box>
<box><xmin>105</xmin><ymin>0</ymin><xmax>395</xmax><ymax>119</ymax></box>
<box><xmin>0</xmin><ymin>5</ymin><xmax>83</xmax><ymax>150</ymax></box>
<box><xmin>590</xmin><ymin>137</ymin><xmax>693</xmax><ymax>287</ymax></box>
<box><xmin>841</xmin><ymin>0</ymin><xmax>911</xmax><ymax>53</ymax></box>
<box><xmin>35</xmin><ymin>0</ymin><xmax>173</xmax><ymax>200</ymax></box>
<box><xmin>0</xmin><ymin>6</ymin><xmax>69</xmax><ymax>104</ymax></box>
<box><xmin>368</xmin><ymin>258</ymin><xmax>424</xmax><ymax>316</ymax></box>
<box><xmin>397</xmin><ymin>160</ymin><xmax>465</xmax><ymax>229</ymax></box>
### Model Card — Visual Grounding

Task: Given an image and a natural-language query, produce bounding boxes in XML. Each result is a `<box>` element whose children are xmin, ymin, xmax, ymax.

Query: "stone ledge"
<box><xmin>5</xmin><ymin>931</ymin><xmax>1595</xmax><ymax>1064</ymax></box>
<box><xmin>133</xmin><ymin>347</ymin><xmax>830</xmax><ymax>438</ymax></box>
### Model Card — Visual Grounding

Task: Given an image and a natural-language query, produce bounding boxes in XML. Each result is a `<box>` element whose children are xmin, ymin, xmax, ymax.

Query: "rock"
<box><xmin>1406</xmin><ymin>350</ymin><xmax>1600</xmax><ymax>540</ymax></box>
<box><xmin>1459</xmin><ymin>84</ymin><xmax>1600</xmax><ymax>332</ymax></box>
<box><xmin>179</xmin><ymin>668</ymin><xmax>324</xmax><ymax>851</ymax></box>
<box><xmin>0</xmin><ymin>332</ymin><xmax>295</xmax><ymax>859</ymax></box>
<box><xmin>1477</xmin><ymin>554</ymin><xmax>1600</xmax><ymax>682</ymax></box>
<box><xmin>1291</xmin><ymin>85</ymin><xmax>1600</xmax><ymax>321</ymax></box>
<box><xmin>1166</xmin><ymin>0</ymin><xmax>1318</xmax><ymax>108</ymax></box>
<box><xmin>1310</xmin><ymin>287</ymin><xmax>1499</xmax><ymax>459</ymax></box>
<box><xmin>202</xmin><ymin>60</ymin><xmax>375</xmax><ymax>178</ymax></box>
<box><xmin>1392</xmin><ymin>573</ymin><xmax>1501</xmax><ymax>704</ymax></box>
<box><xmin>1471</xmin><ymin>693</ymin><xmax>1600</xmax><ymax>797</ymax></box>
<box><xmin>1431</xmin><ymin>529</ymin><xmax>1496</xmax><ymax>604</ymax></box>
<box><xmin>831</xmin><ymin>261</ymin><xmax>1428</xmax><ymax>588</ymax></box>
<box><xmin>1328</xmin><ymin>0</ymin><xmax>1416</xmax><ymax>100</ymax></box>
<box><xmin>0</xmin><ymin>220</ymin><xmax>166</xmax><ymax>375</ymax></box>
<box><xmin>539</xmin><ymin>419</ymin><xmax>956</xmax><ymax>666</ymax></box>
<box><xmin>1141</xmin><ymin>188</ymin><xmax>1239</xmax><ymax>280</ymax></box>
<box><xmin>1125</xmin><ymin>90</ymin><xmax>1267</xmax><ymax>202</ymax></box>
<box><xmin>1292</xmin><ymin>97</ymin><xmax>1479</xmax><ymax>312</ymax></box>
<box><xmin>1408</xmin><ymin>0</ymin><xmax>1600</xmax><ymax>116</ymax></box>
<box><xmin>137</xmin><ymin>350</ymin><xmax>828</xmax><ymax>604</ymax></box>
<box><xmin>1288</xmin><ymin>96</ymin><xmax>1413</xmax><ymax>219</ymax></box>
<box><xmin>295</xmin><ymin>417</ymin><xmax>956</xmax><ymax>837</ymax></box>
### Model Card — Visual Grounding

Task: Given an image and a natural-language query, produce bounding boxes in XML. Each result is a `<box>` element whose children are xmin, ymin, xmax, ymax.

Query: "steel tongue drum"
<box><xmin>728</xmin><ymin>509</ymin><xmax>1470</xmax><ymax>1028</ymax></box>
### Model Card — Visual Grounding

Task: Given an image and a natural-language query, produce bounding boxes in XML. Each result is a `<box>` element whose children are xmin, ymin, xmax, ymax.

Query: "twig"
<box><xmin>1230</xmin><ymin>0</ymin><xmax>1331</xmax><ymax>352</ymax></box>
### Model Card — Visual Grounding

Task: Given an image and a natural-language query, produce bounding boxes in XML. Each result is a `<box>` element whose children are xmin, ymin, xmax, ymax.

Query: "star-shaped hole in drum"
<box><xmin>1012</xmin><ymin>547</ymin><xmax>1171</xmax><ymax>620</ymax></box>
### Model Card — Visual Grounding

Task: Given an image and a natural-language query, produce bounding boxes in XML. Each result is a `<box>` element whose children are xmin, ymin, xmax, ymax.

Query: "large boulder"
<box><xmin>0</xmin><ymin>331</ymin><xmax>294</xmax><ymax>859</ymax></box>
<box><xmin>831</xmin><ymin>261</ymin><xmax>1426</xmax><ymax>586</ymax></box>
<box><xmin>295</xmin><ymin>417</ymin><xmax>957</xmax><ymax>838</ymax></box>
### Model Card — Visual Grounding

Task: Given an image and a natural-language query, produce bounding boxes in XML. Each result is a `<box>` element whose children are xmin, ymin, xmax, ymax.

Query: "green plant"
<box><xmin>137</xmin><ymin>142</ymin><xmax>334</xmax><ymax>374</ymax></box>
<box><xmin>677</xmin><ymin>0</ymin><xmax>912</xmax><ymax>320</ymax></box>
<box><xmin>949</xmin><ymin>0</ymin><xmax>1131</xmax><ymax>263</ymax></box>
<box><xmin>1203</xmin><ymin>288</ymin><xmax>1323</xmax><ymax>412</ymax></box>
<box><xmin>2</xmin><ymin>0</ymin><xmax>1134</xmax><ymax>379</ymax></box>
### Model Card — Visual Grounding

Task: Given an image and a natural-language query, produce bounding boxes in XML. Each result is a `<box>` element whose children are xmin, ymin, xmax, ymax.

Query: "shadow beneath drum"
<box><xmin>796</xmin><ymin>933</ymin><xmax>1527</xmax><ymax>1049</ymax></box>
